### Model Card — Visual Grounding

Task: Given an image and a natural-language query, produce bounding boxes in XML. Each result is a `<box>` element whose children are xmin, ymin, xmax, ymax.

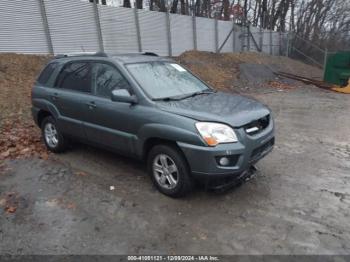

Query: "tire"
<box><xmin>41</xmin><ymin>116</ymin><xmax>67</xmax><ymax>153</ymax></box>
<box><xmin>147</xmin><ymin>144</ymin><xmax>193</xmax><ymax>198</ymax></box>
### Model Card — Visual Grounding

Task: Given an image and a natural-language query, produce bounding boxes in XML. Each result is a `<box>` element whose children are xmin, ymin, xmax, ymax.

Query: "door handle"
<box><xmin>86</xmin><ymin>101</ymin><xmax>97</xmax><ymax>109</ymax></box>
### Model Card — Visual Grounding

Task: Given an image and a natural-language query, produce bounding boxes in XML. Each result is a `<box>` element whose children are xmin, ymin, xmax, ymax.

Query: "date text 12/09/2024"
<box><xmin>127</xmin><ymin>255</ymin><xmax>220</xmax><ymax>261</ymax></box>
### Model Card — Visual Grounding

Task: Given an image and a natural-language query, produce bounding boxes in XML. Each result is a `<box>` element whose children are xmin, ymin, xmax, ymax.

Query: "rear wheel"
<box><xmin>147</xmin><ymin>144</ymin><xmax>193</xmax><ymax>197</ymax></box>
<box><xmin>41</xmin><ymin>116</ymin><xmax>67</xmax><ymax>153</ymax></box>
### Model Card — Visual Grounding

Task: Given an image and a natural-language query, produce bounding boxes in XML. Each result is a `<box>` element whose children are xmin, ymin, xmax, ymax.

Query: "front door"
<box><xmin>84</xmin><ymin>62</ymin><xmax>138</xmax><ymax>154</ymax></box>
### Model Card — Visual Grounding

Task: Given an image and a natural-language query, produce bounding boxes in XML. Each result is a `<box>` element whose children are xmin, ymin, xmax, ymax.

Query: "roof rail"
<box><xmin>54</xmin><ymin>52</ymin><xmax>108</xmax><ymax>59</ymax></box>
<box><xmin>143</xmin><ymin>52</ymin><xmax>158</xmax><ymax>56</ymax></box>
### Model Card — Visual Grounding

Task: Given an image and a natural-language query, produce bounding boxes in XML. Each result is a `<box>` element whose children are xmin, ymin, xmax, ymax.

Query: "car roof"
<box><xmin>52</xmin><ymin>52</ymin><xmax>173</xmax><ymax>64</ymax></box>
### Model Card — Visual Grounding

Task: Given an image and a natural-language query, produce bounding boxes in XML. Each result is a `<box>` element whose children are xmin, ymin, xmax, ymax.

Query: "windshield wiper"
<box><xmin>176</xmin><ymin>89</ymin><xmax>216</xmax><ymax>100</ymax></box>
<box><xmin>153</xmin><ymin>89</ymin><xmax>216</xmax><ymax>102</ymax></box>
<box><xmin>152</xmin><ymin>96</ymin><xmax>183</xmax><ymax>101</ymax></box>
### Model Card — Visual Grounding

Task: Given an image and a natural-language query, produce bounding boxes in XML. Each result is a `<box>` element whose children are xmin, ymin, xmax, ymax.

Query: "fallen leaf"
<box><xmin>75</xmin><ymin>171</ymin><xmax>87</xmax><ymax>177</ymax></box>
<box><xmin>66</xmin><ymin>203</ymin><xmax>76</xmax><ymax>209</ymax></box>
<box><xmin>5</xmin><ymin>206</ymin><xmax>17</xmax><ymax>213</ymax></box>
<box><xmin>1</xmin><ymin>150</ymin><xmax>10</xmax><ymax>158</ymax></box>
<box><xmin>20</xmin><ymin>147</ymin><xmax>30</xmax><ymax>154</ymax></box>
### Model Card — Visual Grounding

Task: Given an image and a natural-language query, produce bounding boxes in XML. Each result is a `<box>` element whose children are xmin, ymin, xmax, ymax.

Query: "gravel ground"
<box><xmin>1</xmin><ymin>84</ymin><xmax>349</xmax><ymax>255</ymax></box>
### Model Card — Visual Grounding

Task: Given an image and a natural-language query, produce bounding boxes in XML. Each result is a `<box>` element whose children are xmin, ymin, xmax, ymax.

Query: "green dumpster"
<box><xmin>324</xmin><ymin>51</ymin><xmax>350</xmax><ymax>86</ymax></box>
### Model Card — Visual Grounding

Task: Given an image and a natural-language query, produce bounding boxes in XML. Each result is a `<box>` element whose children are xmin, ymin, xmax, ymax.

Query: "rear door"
<box><xmin>51</xmin><ymin>61</ymin><xmax>94</xmax><ymax>138</ymax></box>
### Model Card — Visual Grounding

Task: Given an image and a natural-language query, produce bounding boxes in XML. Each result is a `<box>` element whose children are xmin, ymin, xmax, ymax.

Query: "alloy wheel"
<box><xmin>153</xmin><ymin>154</ymin><xmax>179</xmax><ymax>189</ymax></box>
<box><xmin>44</xmin><ymin>122</ymin><xmax>59</xmax><ymax>148</ymax></box>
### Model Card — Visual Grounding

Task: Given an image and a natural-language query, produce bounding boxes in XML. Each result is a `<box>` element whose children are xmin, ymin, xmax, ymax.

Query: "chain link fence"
<box><xmin>288</xmin><ymin>34</ymin><xmax>327</xmax><ymax>69</ymax></box>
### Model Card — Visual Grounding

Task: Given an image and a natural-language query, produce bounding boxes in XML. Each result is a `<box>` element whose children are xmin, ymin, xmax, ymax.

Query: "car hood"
<box><xmin>156</xmin><ymin>91</ymin><xmax>270</xmax><ymax>127</ymax></box>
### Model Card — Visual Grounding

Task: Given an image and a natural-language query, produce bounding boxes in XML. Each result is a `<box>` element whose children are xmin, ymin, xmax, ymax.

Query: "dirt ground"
<box><xmin>0</xmin><ymin>52</ymin><xmax>350</xmax><ymax>255</ymax></box>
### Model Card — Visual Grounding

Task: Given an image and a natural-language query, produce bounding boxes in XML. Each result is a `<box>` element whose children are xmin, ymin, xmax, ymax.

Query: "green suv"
<box><xmin>32</xmin><ymin>52</ymin><xmax>274</xmax><ymax>197</ymax></box>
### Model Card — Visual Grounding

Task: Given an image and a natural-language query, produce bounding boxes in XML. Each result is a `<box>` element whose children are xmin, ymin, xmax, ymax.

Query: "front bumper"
<box><xmin>178</xmin><ymin>119</ymin><xmax>274</xmax><ymax>178</ymax></box>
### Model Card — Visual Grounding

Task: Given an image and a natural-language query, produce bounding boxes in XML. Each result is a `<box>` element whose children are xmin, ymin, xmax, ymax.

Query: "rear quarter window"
<box><xmin>37</xmin><ymin>62</ymin><xmax>58</xmax><ymax>85</ymax></box>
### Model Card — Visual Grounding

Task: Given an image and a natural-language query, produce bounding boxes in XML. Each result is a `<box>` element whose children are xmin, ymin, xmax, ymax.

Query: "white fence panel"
<box><xmin>218</xmin><ymin>20</ymin><xmax>233</xmax><ymax>53</ymax></box>
<box><xmin>170</xmin><ymin>14</ymin><xmax>193</xmax><ymax>56</ymax></box>
<box><xmin>262</xmin><ymin>29</ymin><xmax>272</xmax><ymax>54</ymax></box>
<box><xmin>45</xmin><ymin>0</ymin><xmax>100</xmax><ymax>54</ymax></box>
<box><xmin>272</xmin><ymin>32</ymin><xmax>281</xmax><ymax>55</ymax></box>
<box><xmin>99</xmin><ymin>6</ymin><xmax>139</xmax><ymax>53</ymax></box>
<box><xmin>138</xmin><ymin>10</ymin><xmax>168</xmax><ymax>56</ymax></box>
<box><xmin>196</xmin><ymin>17</ymin><xmax>215</xmax><ymax>52</ymax></box>
<box><xmin>0</xmin><ymin>0</ymin><xmax>49</xmax><ymax>54</ymax></box>
<box><xmin>250</xmin><ymin>26</ymin><xmax>260</xmax><ymax>52</ymax></box>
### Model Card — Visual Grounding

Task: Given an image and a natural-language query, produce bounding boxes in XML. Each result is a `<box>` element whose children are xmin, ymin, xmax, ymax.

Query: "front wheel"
<box><xmin>147</xmin><ymin>144</ymin><xmax>193</xmax><ymax>198</ymax></box>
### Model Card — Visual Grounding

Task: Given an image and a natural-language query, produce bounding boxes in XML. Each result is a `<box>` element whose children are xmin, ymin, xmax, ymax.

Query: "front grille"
<box><xmin>251</xmin><ymin>137</ymin><xmax>275</xmax><ymax>161</ymax></box>
<box><xmin>244</xmin><ymin>114</ymin><xmax>270</xmax><ymax>135</ymax></box>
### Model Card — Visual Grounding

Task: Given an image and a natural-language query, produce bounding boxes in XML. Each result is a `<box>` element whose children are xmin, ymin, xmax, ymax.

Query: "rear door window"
<box><xmin>56</xmin><ymin>62</ymin><xmax>92</xmax><ymax>93</ymax></box>
<box><xmin>37</xmin><ymin>62</ymin><xmax>58</xmax><ymax>85</ymax></box>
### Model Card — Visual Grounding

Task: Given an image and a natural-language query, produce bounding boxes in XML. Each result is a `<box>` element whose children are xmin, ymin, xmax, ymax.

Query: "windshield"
<box><xmin>126</xmin><ymin>62</ymin><xmax>211</xmax><ymax>100</ymax></box>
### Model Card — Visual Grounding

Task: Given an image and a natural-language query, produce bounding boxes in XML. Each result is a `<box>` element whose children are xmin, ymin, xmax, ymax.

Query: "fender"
<box><xmin>32</xmin><ymin>98</ymin><xmax>61</xmax><ymax>125</ymax></box>
<box><xmin>135</xmin><ymin>123</ymin><xmax>205</xmax><ymax>157</ymax></box>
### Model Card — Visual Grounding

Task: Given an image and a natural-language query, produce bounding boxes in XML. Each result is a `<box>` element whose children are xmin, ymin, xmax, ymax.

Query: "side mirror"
<box><xmin>111</xmin><ymin>89</ymin><xmax>137</xmax><ymax>104</ymax></box>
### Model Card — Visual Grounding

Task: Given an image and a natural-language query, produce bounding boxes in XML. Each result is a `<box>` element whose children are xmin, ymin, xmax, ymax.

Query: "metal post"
<box><xmin>247</xmin><ymin>23</ymin><xmax>250</xmax><ymax>51</ymax></box>
<box><xmin>165</xmin><ymin>11</ymin><xmax>172</xmax><ymax>57</ymax></box>
<box><xmin>232</xmin><ymin>21</ymin><xmax>236</xmax><ymax>52</ymax></box>
<box><xmin>134</xmin><ymin>7</ymin><xmax>142</xmax><ymax>52</ymax></box>
<box><xmin>192</xmin><ymin>15</ymin><xmax>197</xmax><ymax>50</ymax></box>
<box><xmin>259</xmin><ymin>26</ymin><xmax>263</xmax><ymax>53</ymax></box>
<box><xmin>286</xmin><ymin>32</ymin><xmax>290</xmax><ymax>57</ymax></box>
<box><xmin>38</xmin><ymin>0</ymin><xmax>54</xmax><ymax>54</ymax></box>
<box><xmin>215</xmin><ymin>18</ymin><xmax>219</xmax><ymax>53</ymax></box>
<box><xmin>323</xmin><ymin>48</ymin><xmax>328</xmax><ymax>78</ymax></box>
<box><xmin>279</xmin><ymin>30</ymin><xmax>282</xmax><ymax>55</ymax></box>
<box><xmin>93</xmin><ymin>0</ymin><xmax>104</xmax><ymax>52</ymax></box>
<box><xmin>240</xmin><ymin>26</ymin><xmax>245</xmax><ymax>52</ymax></box>
<box><xmin>269</xmin><ymin>29</ymin><xmax>273</xmax><ymax>55</ymax></box>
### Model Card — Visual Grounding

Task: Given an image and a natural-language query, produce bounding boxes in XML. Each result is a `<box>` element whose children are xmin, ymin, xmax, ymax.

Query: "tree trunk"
<box><xmin>155</xmin><ymin>0</ymin><xmax>167</xmax><ymax>12</ymax></box>
<box><xmin>179</xmin><ymin>0</ymin><xmax>186</xmax><ymax>14</ymax></box>
<box><xmin>261</xmin><ymin>0</ymin><xmax>268</xmax><ymax>28</ymax></box>
<box><xmin>171</xmin><ymin>0</ymin><xmax>179</xmax><ymax>13</ymax></box>
<box><xmin>123</xmin><ymin>0</ymin><xmax>131</xmax><ymax>8</ymax></box>
<box><xmin>243</xmin><ymin>0</ymin><xmax>248</xmax><ymax>19</ymax></box>
<box><xmin>223</xmin><ymin>0</ymin><xmax>230</xmax><ymax>20</ymax></box>
<box><xmin>195</xmin><ymin>0</ymin><xmax>201</xmax><ymax>16</ymax></box>
<box><xmin>290</xmin><ymin>0</ymin><xmax>295</xmax><ymax>31</ymax></box>
<box><xmin>135</xmin><ymin>0</ymin><xmax>143</xmax><ymax>9</ymax></box>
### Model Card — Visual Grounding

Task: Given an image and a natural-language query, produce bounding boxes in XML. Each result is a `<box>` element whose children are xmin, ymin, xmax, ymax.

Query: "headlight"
<box><xmin>195</xmin><ymin>122</ymin><xmax>238</xmax><ymax>146</ymax></box>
